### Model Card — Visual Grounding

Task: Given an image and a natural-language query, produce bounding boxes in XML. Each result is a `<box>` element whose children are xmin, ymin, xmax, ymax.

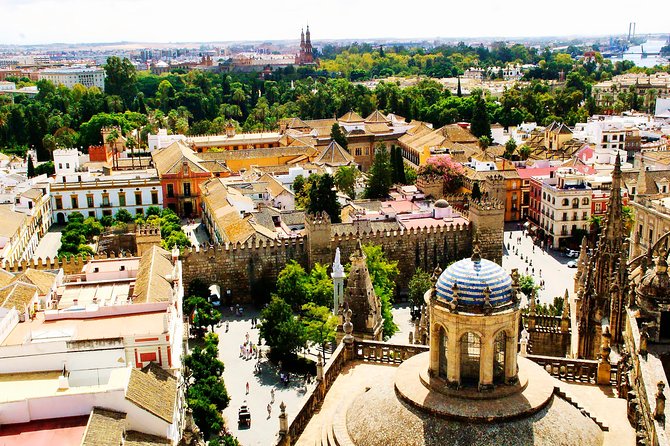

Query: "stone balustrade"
<box><xmin>353</xmin><ymin>340</ymin><xmax>429</xmax><ymax>364</ymax></box>
<box><xmin>526</xmin><ymin>354</ymin><xmax>614</xmax><ymax>384</ymax></box>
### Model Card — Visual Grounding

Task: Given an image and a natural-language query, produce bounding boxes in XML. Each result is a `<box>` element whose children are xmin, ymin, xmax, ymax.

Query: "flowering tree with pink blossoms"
<box><xmin>418</xmin><ymin>155</ymin><xmax>465</xmax><ymax>193</ymax></box>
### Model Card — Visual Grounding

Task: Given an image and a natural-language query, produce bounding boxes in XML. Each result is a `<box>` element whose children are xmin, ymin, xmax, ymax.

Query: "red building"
<box><xmin>295</xmin><ymin>26</ymin><xmax>314</xmax><ymax>65</ymax></box>
<box><xmin>151</xmin><ymin>141</ymin><xmax>213</xmax><ymax>217</ymax></box>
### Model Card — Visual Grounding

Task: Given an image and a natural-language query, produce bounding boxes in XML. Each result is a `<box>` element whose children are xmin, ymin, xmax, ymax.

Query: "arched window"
<box><xmin>493</xmin><ymin>331</ymin><xmax>507</xmax><ymax>384</ymax></box>
<box><xmin>582</xmin><ymin>197</ymin><xmax>590</xmax><ymax>205</ymax></box>
<box><xmin>439</xmin><ymin>327</ymin><xmax>448</xmax><ymax>378</ymax></box>
<box><xmin>562</xmin><ymin>198</ymin><xmax>569</xmax><ymax>206</ymax></box>
<box><xmin>460</xmin><ymin>332</ymin><xmax>481</xmax><ymax>386</ymax></box>
<box><xmin>572</xmin><ymin>198</ymin><xmax>579</xmax><ymax>207</ymax></box>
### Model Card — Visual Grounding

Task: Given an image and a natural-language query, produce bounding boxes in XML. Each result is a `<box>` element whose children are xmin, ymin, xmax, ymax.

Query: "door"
<box><xmin>184</xmin><ymin>201</ymin><xmax>193</xmax><ymax>217</ymax></box>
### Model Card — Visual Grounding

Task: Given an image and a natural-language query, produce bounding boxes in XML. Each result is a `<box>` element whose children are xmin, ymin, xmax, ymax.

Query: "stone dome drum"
<box><xmin>435</xmin><ymin>256</ymin><xmax>514</xmax><ymax>312</ymax></box>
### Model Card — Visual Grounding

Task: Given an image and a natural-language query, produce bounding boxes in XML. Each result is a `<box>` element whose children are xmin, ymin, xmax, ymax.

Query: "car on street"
<box><xmin>565</xmin><ymin>249</ymin><xmax>579</xmax><ymax>258</ymax></box>
<box><xmin>567</xmin><ymin>260</ymin><xmax>577</xmax><ymax>268</ymax></box>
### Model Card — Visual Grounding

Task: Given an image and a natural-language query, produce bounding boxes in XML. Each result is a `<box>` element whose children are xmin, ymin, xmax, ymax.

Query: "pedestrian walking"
<box><xmin>246</xmin><ymin>382</ymin><xmax>250</xmax><ymax>394</ymax></box>
<box><xmin>271</xmin><ymin>388</ymin><xmax>275</xmax><ymax>404</ymax></box>
<box><xmin>267</xmin><ymin>403</ymin><xmax>272</xmax><ymax>418</ymax></box>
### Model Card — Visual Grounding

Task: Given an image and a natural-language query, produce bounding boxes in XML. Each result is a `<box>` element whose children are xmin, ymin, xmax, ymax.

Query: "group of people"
<box><xmin>240</xmin><ymin>332</ymin><xmax>259</xmax><ymax>360</ymax></box>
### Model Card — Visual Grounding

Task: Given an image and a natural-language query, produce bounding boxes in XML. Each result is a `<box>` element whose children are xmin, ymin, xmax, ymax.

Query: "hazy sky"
<box><xmin>2</xmin><ymin>0</ymin><xmax>667</xmax><ymax>45</ymax></box>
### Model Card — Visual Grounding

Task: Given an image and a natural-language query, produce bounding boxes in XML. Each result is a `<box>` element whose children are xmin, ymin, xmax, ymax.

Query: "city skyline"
<box><xmin>2</xmin><ymin>0</ymin><xmax>668</xmax><ymax>46</ymax></box>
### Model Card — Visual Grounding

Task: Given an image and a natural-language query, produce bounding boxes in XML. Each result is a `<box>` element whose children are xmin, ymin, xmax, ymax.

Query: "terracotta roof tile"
<box><xmin>0</xmin><ymin>281</ymin><xmax>38</xmax><ymax>310</ymax></box>
<box><xmin>133</xmin><ymin>246</ymin><xmax>174</xmax><ymax>303</ymax></box>
<box><xmin>12</xmin><ymin>268</ymin><xmax>56</xmax><ymax>295</ymax></box>
<box><xmin>81</xmin><ymin>408</ymin><xmax>126</xmax><ymax>446</ymax></box>
<box><xmin>125</xmin><ymin>363</ymin><xmax>177</xmax><ymax>423</ymax></box>
<box><xmin>124</xmin><ymin>431</ymin><xmax>171</xmax><ymax>446</ymax></box>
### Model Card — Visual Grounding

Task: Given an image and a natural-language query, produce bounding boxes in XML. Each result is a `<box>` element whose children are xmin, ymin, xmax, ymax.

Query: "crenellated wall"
<box><xmin>180</xmin><ymin>238</ymin><xmax>308</xmax><ymax>303</ymax></box>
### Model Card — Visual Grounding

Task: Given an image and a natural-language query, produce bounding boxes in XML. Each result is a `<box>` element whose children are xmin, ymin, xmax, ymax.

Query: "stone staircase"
<box><xmin>554</xmin><ymin>386</ymin><xmax>609</xmax><ymax>432</ymax></box>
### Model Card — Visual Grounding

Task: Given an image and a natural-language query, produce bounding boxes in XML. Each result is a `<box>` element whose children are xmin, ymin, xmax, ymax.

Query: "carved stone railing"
<box><xmin>353</xmin><ymin>340</ymin><xmax>429</xmax><ymax>364</ymax></box>
<box><xmin>527</xmin><ymin>354</ymin><xmax>601</xmax><ymax>384</ymax></box>
<box><xmin>523</xmin><ymin>314</ymin><xmax>568</xmax><ymax>333</ymax></box>
<box><xmin>277</xmin><ymin>343</ymin><xmax>346</xmax><ymax>446</ymax></box>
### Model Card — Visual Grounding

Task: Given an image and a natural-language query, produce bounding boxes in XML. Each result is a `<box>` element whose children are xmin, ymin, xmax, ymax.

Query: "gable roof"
<box><xmin>0</xmin><ymin>204</ymin><xmax>28</xmax><ymax>239</ymax></box>
<box><xmin>133</xmin><ymin>246</ymin><xmax>174</xmax><ymax>303</ymax></box>
<box><xmin>0</xmin><ymin>281</ymin><xmax>38</xmax><ymax>310</ymax></box>
<box><xmin>339</xmin><ymin>110</ymin><xmax>364</xmax><ymax>123</ymax></box>
<box><xmin>81</xmin><ymin>408</ymin><xmax>126</xmax><ymax>446</ymax></box>
<box><xmin>314</xmin><ymin>140</ymin><xmax>355</xmax><ymax>166</ymax></box>
<box><xmin>365</xmin><ymin>110</ymin><xmax>390</xmax><ymax>124</ymax></box>
<box><xmin>0</xmin><ymin>269</ymin><xmax>15</xmax><ymax>288</ymax></box>
<box><xmin>125</xmin><ymin>363</ymin><xmax>177</xmax><ymax>423</ymax></box>
<box><xmin>124</xmin><ymin>431</ymin><xmax>171</xmax><ymax>446</ymax></box>
<box><xmin>12</xmin><ymin>268</ymin><xmax>57</xmax><ymax>295</ymax></box>
<box><xmin>151</xmin><ymin>140</ymin><xmax>210</xmax><ymax>176</ymax></box>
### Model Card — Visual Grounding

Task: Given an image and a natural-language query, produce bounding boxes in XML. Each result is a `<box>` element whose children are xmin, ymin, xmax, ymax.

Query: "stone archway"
<box><xmin>439</xmin><ymin>327</ymin><xmax>448</xmax><ymax>378</ymax></box>
<box><xmin>459</xmin><ymin>332</ymin><xmax>481</xmax><ymax>386</ymax></box>
<box><xmin>493</xmin><ymin>331</ymin><xmax>507</xmax><ymax>384</ymax></box>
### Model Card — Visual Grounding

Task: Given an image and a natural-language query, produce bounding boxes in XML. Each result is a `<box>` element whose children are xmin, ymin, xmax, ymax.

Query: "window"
<box><xmin>88</xmin><ymin>211</ymin><xmax>95</xmax><ymax>218</ymax></box>
<box><xmin>582</xmin><ymin>197</ymin><xmax>589</xmax><ymax>205</ymax></box>
<box><xmin>364</xmin><ymin>147</ymin><xmax>369</xmax><ymax>156</ymax></box>
<box><xmin>135</xmin><ymin>192</ymin><xmax>142</xmax><ymax>205</ymax></box>
<box><xmin>582</xmin><ymin>211</ymin><xmax>588</xmax><ymax>220</ymax></box>
<box><xmin>55</xmin><ymin>197</ymin><xmax>63</xmax><ymax>210</ymax></box>
<box><xmin>103</xmin><ymin>209</ymin><xmax>112</xmax><ymax>216</ymax></box>
<box><xmin>66</xmin><ymin>163</ymin><xmax>70</xmax><ymax>168</ymax></box>
<box><xmin>562</xmin><ymin>198</ymin><xmax>569</xmax><ymax>206</ymax></box>
<box><xmin>572</xmin><ymin>198</ymin><xmax>579</xmax><ymax>208</ymax></box>
<box><xmin>183</xmin><ymin>183</ymin><xmax>191</xmax><ymax>197</ymax></box>
<box><xmin>58</xmin><ymin>163</ymin><xmax>62</xmax><ymax>169</ymax></box>
<box><xmin>167</xmin><ymin>184</ymin><xmax>174</xmax><ymax>198</ymax></box>
<box><xmin>151</xmin><ymin>190</ymin><xmax>159</xmax><ymax>205</ymax></box>
<box><xmin>119</xmin><ymin>193</ymin><xmax>126</xmax><ymax>207</ymax></box>
<box><xmin>87</xmin><ymin>196</ymin><xmax>93</xmax><ymax>208</ymax></box>
<box><xmin>70</xmin><ymin>196</ymin><xmax>78</xmax><ymax>209</ymax></box>
<box><xmin>136</xmin><ymin>208</ymin><xmax>143</xmax><ymax>216</ymax></box>
<box><xmin>355</xmin><ymin>148</ymin><xmax>362</xmax><ymax>156</ymax></box>
<box><xmin>102</xmin><ymin>194</ymin><xmax>110</xmax><ymax>206</ymax></box>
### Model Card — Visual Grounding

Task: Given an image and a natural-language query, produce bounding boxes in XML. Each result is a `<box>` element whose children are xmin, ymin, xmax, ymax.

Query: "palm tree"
<box><xmin>105</xmin><ymin>128</ymin><xmax>120</xmax><ymax>170</ymax></box>
<box><xmin>126</xmin><ymin>135</ymin><xmax>138</xmax><ymax>169</ymax></box>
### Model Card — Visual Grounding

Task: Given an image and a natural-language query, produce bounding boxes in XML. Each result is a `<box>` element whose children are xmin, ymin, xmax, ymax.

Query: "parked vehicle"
<box><xmin>238</xmin><ymin>404</ymin><xmax>251</xmax><ymax>427</ymax></box>
<box><xmin>567</xmin><ymin>260</ymin><xmax>577</xmax><ymax>268</ymax></box>
<box><xmin>565</xmin><ymin>249</ymin><xmax>579</xmax><ymax>258</ymax></box>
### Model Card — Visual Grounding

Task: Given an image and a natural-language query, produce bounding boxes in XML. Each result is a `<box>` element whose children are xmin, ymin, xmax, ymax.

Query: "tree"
<box><xmin>301</xmin><ymin>302</ymin><xmax>338</xmax><ymax>358</ymax></box>
<box><xmin>504</xmin><ymin>137</ymin><xmax>517</xmax><ymax>159</ymax></box>
<box><xmin>293</xmin><ymin>175</ymin><xmax>309</xmax><ymax>209</ymax></box>
<box><xmin>519</xmin><ymin>274</ymin><xmax>539</xmax><ymax>298</ymax></box>
<box><xmin>470</xmin><ymin>90</ymin><xmax>492</xmax><ymax>138</ymax></box>
<box><xmin>408</xmin><ymin>268</ymin><xmax>432</xmax><ymax>308</ymax></box>
<box><xmin>26</xmin><ymin>155</ymin><xmax>35</xmax><ymax>178</ymax></box>
<box><xmin>259</xmin><ymin>296</ymin><xmax>306</xmax><ymax>360</ymax></box>
<box><xmin>478</xmin><ymin>135</ymin><xmax>491</xmax><ymax>151</ymax></box>
<box><xmin>390</xmin><ymin>145</ymin><xmax>406</xmax><ymax>184</ymax></box>
<box><xmin>365</xmin><ymin>146</ymin><xmax>393</xmax><ymax>199</ymax></box>
<box><xmin>361</xmin><ymin>243</ymin><xmax>399</xmax><ymax>339</ymax></box>
<box><xmin>518</xmin><ymin>145</ymin><xmax>532</xmax><ymax>160</ymax></box>
<box><xmin>330</xmin><ymin>123</ymin><xmax>348</xmax><ymax>150</ymax></box>
<box><xmin>186</xmin><ymin>296</ymin><xmax>222</xmax><ymax>335</ymax></box>
<box><xmin>334</xmin><ymin>165</ymin><xmax>359</xmax><ymax>199</ymax></box>
<box><xmin>104</xmin><ymin>56</ymin><xmax>138</xmax><ymax>107</ymax></box>
<box><xmin>276</xmin><ymin>260</ymin><xmax>309</xmax><ymax>309</ymax></box>
<box><xmin>417</xmin><ymin>155</ymin><xmax>465</xmax><ymax>193</ymax></box>
<box><xmin>115</xmin><ymin>208</ymin><xmax>134</xmax><ymax>223</ymax></box>
<box><xmin>456</xmin><ymin>76</ymin><xmax>462</xmax><ymax>97</ymax></box>
<box><xmin>307</xmin><ymin>173</ymin><xmax>341</xmax><ymax>223</ymax></box>
<box><xmin>471</xmin><ymin>181</ymin><xmax>482</xmax><ymax>201</ymax></box>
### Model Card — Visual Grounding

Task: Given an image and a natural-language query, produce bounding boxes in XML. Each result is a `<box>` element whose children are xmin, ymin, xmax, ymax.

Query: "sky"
<box><xmin>1</xmin><ymin>0</ymin><xmax>668</xmax><ymax>45</ymax></box>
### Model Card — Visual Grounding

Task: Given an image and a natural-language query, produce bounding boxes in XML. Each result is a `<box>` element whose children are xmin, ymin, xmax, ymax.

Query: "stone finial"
<box><xmin>280</xmin><ymin>400</ymin><xmax>286</xmax><ymax>414</ymax></box>
<box><xmin>511</xmin><ymin>268</ymin><xmax>520</xmax><ymax>288</ymax></box>
<box><xmin>483</xmin><ymin>286</ymin><xmax>492</xmax><ymax>314</ymax></box>
<box><xmin>343</xmin><ymin>307</ymin><xmax>354</xmax><ymax>342</ymax></box>
<box><xmin>450</xmin><ymin>282</ymin><xmax>459</xmax><ymax>311</ymax></box>
<box><xmin>640</xmin><ymin>327</ymin><xmax>649</xmax><ymax>358</ymax></box>
<box><xmin>519</xmin><ymin>328</ymin><xmax>530</xmax><ymax>357</ymax></box>
<box><xmin>471</xmin><ymin>235</ymin><xmax>482</xmax><ymax>263</ymax></box>
<box><xmin>657</xmin><ymin>245</ymin><xmax>669</xmax><ymax>274</ymax></box>
<box><xmin>655</xmin><ymin>381</ymin><xmax>666</xmax><ymax>421</ymax></box>
<box><xmin>278</xmin><ymin>401</ymin><xmax>288</xmax><ymax>434</ymax></box>
<box><xmin>561</xmin><ymin>289</ymin><xmax>570</xmax><ymax>319</ymax></box>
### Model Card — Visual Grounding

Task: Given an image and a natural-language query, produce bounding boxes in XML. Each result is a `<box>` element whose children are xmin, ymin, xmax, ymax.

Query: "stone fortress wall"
<box><xmin>3</xmin><ymin>200</ymin><xmax>503</xmax><ymax>304</ymax></box>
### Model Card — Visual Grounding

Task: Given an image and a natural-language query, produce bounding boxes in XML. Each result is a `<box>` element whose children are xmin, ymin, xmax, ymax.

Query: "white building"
<box><xmin>148</xmin><ymin>128</ymin><xmax>187</xmax><ymax>151</ymax></box>
<box><xmin>51</xmin><ymin>149</ymin><xmax>162</xmax><ymax>223</ymax></box>
<box><xmin>536</xmin><ymin>168</ymin><xmax>592</xmax><ymax>248</ymax></box>
<box><xmin>0</xmin><ymin>247</ymin><xmax>185</xmax><ymax>443</ymax></box>
<box><xmin>38</xmin><ymin>66</ymin><xmax>106</xmax><ymax>91</ymax></box>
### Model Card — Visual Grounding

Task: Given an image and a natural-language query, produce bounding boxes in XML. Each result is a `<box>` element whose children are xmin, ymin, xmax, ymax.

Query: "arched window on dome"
<box><xmin>460</xmin><ymin>332</ymin><xmax>480</xmax><ymax>386</ymax></box>
<box><xmin>439</xmin><ymin>327</ymin><xmax>448</xmax><ymax>378</ymax></box>
<box><xmin>493</xmin><ymin>331</ymin><xmax>507</xmax><ymax>384</ymax></box>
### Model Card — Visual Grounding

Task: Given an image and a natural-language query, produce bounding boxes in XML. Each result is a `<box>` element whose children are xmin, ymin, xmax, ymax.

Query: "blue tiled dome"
<box><xmin>436</xmin><ymin>257</ymin><xmax>513</xmax><ymax>310</ymax></box>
